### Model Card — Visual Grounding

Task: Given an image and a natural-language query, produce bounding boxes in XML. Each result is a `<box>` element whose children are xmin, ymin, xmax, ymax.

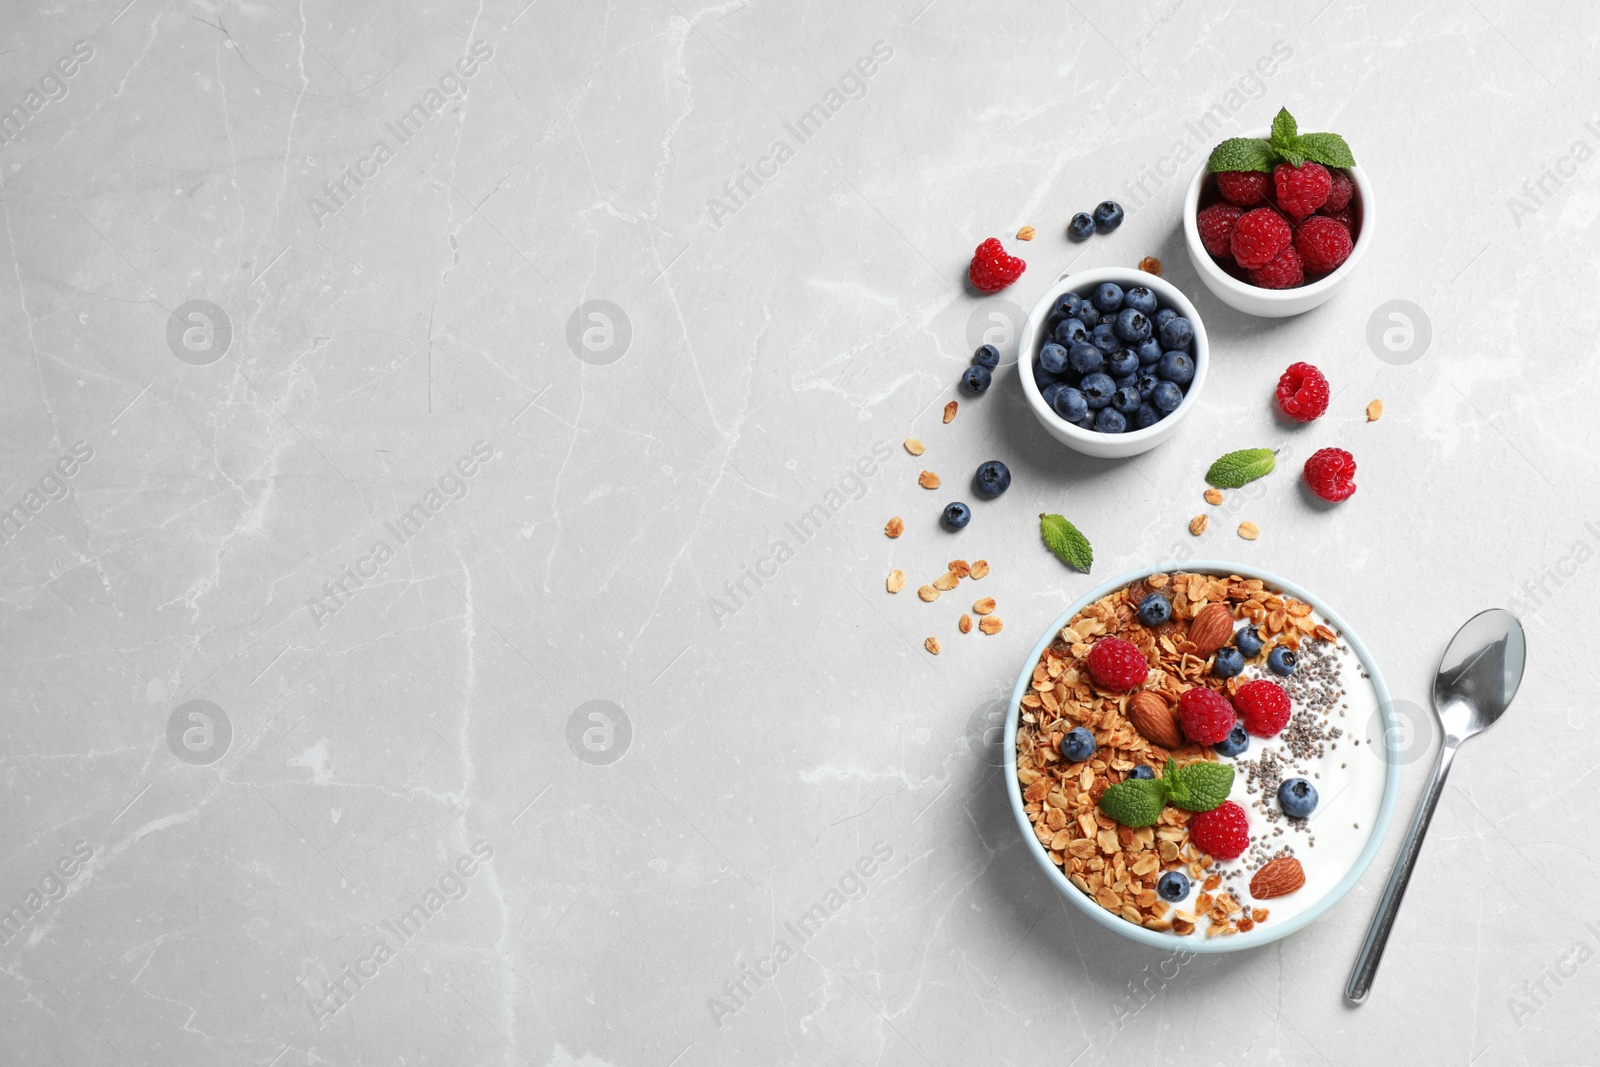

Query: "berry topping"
<box><xmin>1229</xmin><ymin>208</ymin><xmax>1292</xmax><ymax>270</ymax></box>
<box><xmin>1060</xmin><ymin>726</ymin><xmax>1097</xmax><ymax>762</ymax></box>
<box><xmin>1085</xmin><ymin>637</ymin><xmax>1150</xmax><ymax>692</ymax></box>
<box><xmin>1136</xmin><ymin>592</ymin><xmax>1172</xmax><ymax>627</ymax></box>
<box><xmin>1272</xmin><ymin>161</ymin><xmax>1332</xmax><ymax>218</ymax></box>
<box><xmin>1189</xmin><ymin>800</ymin><xmax>1250</xmax><ymax>861</ymax></box>
<box><xmin>1178</xmin><ymin>686</ymin><xmax>1237</xmax><ymax>745</ymax></box>
<box><xmin>1215</xmin><ymin>170</ymin><xmax>1269</xmax><ymax>206</ymax></box>
<box><xmin>1267</xmin><ymin>646</ymin><xmax>1297</xmax><ymax>676</ymax></box>
<box><xmin>1234</xmin><ymin>625</ymin><xmax>1264</xmax><ymax>658</ymax></box>
<box><xmin>1304</xmin><ymin>447</ymin><xmax>1357</xmax><ymax>502</ymax></box>
<box><xmin>1157</xmin><ymin>870</ymin><xmax>1191</xmax><ymax>902</ymax></box>
<box><xmin>1129</xmin><ymin>765</ymin><xmax>1156</xmax><ymax>780</ymax></box>
<box><xmin>1278</xmin><ymin>778</ymin><xmax>1319</xmax><ymax>818</ymax></box>
<box><xmin>968</xmin><ymin>237</ymin><xmax>1025</xmax><ymax>293</ymax></box>
<box><xmin>1211</xmin><ymin>647</ymin><xmax>1245</xmax><ymax>679</ymax></box>
<box><xmin>1233</xmin><ymin>678</ymin><xmax>1292</xmax><ymax>737</ymax></box>
<box><xmin>1275</xmin><ymin>362</ymin><xmax>1330</xmax><ymax>422</ymax></box>
<box><xmin>1212</xmin><ymin>724</ymin><xmax>1250</xmax><ymax>758</ymax></box>
<box><xmin>1248</xmin><ymin>245</ymin><xmax>1305</xmax><ymax>289</ymax></box>
<box><xmin>1294</xmin><ymin>215</ymin><xmax>1354</xmax><ymax>274</ymax></box>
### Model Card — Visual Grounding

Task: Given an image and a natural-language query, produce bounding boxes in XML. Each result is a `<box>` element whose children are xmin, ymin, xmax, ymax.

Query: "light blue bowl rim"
<box><xmin>1001</xmin><ymin>559</ymin><xmax>1400</xmax><ymax>954</ymax></box>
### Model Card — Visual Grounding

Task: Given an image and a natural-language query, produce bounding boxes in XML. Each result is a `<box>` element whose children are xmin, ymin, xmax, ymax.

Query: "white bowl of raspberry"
<box><xmin>1183</xmin><ymin>128</ymin><xmax>1373</xmax><ymax>318</ymax></box>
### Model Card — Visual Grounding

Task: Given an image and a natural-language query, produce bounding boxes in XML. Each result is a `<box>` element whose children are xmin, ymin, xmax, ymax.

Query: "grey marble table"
<box><xmin>1</xmin><ymin>1</ymin><xmax>1593</xmax><ymax>1064</ymax></box>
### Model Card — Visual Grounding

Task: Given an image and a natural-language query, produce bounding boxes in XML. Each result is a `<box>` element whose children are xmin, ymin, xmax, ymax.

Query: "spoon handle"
<box><xmin>1345</xmin><ymin>740</ymin><xmax>1459</xmax><ymax>1004</ymax></box>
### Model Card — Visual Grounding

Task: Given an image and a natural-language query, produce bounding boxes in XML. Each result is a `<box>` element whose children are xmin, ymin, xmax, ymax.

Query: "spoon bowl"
<box><xmin>1433</xmin><ymin>608</ymin><xmax>1526</xmax><ymax>741</ymax></box>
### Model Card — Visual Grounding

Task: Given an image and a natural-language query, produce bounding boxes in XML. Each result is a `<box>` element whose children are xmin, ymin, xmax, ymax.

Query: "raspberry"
<box><xmin>1214</xmin><ymin>170</ymin><xmax>1268</xmax><ymax>207</ymax></box>
<box><xmin>1248</xmin><ymin>245</ymin><xmax>1304</xmax><ymax>289</ymax></box>
<box><xmin>1323</xmin><ymin>169</ymin><xmax>1354</xmax><ymax>212</ymax></box>
<box><xmin>1304</xmin><ymin>447</ymin><xmax>1357</xmax><ymax>502</ymax></box>
<box><xmin>1273</xmin><ymin>162</ymin><xmax>1332</xmax><ymax>218</ymax></box>
<box><xmin>1275</xmin><ymin>362</ymin><xmax>1330</xmax><ymax>422</ymax></box>
<box><xmin>1189</xmin><ymin>801</ymin><xmax>1250</xmax><ymax>861</ymax></box>
<box><xmin>1322</xmin><ymin>207</ymin><xmax>1355</xmax><ymax>235</ymax></box>
<box><xmin>1085</xmin><ymin>637</ymin><xmax>1150</xmax><ymax>692</ymax></box>
<box><xmin>1294</xmin><ymin>215</ymin><xmax>1353</xmax><ymax>275</ymax></box>
<box><xmin>1232</xmin><ymin>679</ymin><xmax>1292</xmax><ymax>737</ymax></box>
<box><xmin>1178</xmin><ymin>687</ymin><xmax>1237</xmax><ymax>745</ymax></box>
<box><xmin>968</xmin><ymin>237</ymin><xmax>1025</xmax><ymax>293</ymax></box>
<box><xmin>1196</xmin><ymin>203</ymin><xmax>1244</xmax><ymax>258</ymax></box>
<box><xmin>1229</xmin><ymin>208</ymin><xmax>1291</xmax><ymax>270</ymax></box>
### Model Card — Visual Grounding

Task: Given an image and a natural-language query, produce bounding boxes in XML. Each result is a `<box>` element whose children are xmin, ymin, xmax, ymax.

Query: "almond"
<box><xmin>1248</xmin><ymin>856</ymin><xmax>1305</xmax><ymax>900</ymax></box>
<box><xmin>1188</xmin><ymin>603</ymin><xmax>1234</xmax><ymax>657</ymax></box>
<box><xmin>1126</xmin><ymin>691</ymin><xmax>1183</xmax><ymax>749</ymax></box>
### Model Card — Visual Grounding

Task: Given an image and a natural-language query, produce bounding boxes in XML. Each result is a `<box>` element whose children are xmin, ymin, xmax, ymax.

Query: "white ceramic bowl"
<box><xmin>1018</xmin><ymin>267</ymin><xmax>1209</xmax><ymax>460</ymax></box>
<box><xmin>1183</xmin><ymin>127</ymin><xmax>1374</xmax><ymax>318</ymax></box>
<box><xmin>1002</xmin><ymin>561</ymin><xmax>1400</xmax><ymax>953</ymax></box>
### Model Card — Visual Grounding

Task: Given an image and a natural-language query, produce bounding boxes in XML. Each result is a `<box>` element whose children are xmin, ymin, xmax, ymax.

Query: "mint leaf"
<box><xmin>1207</xmin><ymin>137</ymin><xmax>1275</xmax><ymax>174</ymax></box>
<box><xmin>1295</xmin><ymin>131</ymin><xmax>1355</xmax><ymax>168</ymax></box>
<box><xmin>1168</xmin><ymin>761</ymin><xmax>1235</xmax><ymax>812</ymax></box>
<box><xmin>1277</xmin><ymin>143</ymin><xmax>1306</xmax><ymax>168</ymax></box>
<box><xmin>1098</xmin><ymin>778</ymin><xmax>1168</xmax><ymax>827</ymax></box>
<box><xmin>1039</xmin><ymin>513</ymin><xmax>1093</xmax><ymax>573</ymax></box>
<box><xmin>1269</xmin><ymin>107</ymin><xmax>1297</xmax><ymax>153</ymax></box>
<box><xmin>1205</xmin><ymin>448</ymin><xmax>1276</xmax><ymax>489</ymax></box>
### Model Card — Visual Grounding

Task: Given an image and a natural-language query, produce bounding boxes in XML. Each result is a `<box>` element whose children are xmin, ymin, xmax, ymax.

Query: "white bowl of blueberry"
<box><xmin>1019</xmin><ymin>267</ymin><xmax>1208</xmax><ymax>459</ymax></box>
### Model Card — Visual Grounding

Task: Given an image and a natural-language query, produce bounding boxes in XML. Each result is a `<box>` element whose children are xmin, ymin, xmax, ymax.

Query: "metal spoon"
<box><xmin>1345</xmin><ymin>608</ymin><xmax>1526</xmax><ymax>1004</ymax></box>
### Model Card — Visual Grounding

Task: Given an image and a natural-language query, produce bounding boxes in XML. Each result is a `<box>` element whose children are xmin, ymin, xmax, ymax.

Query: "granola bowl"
<box><xmin>1002</xmin><ymin>561</ymin><xmax>1399</xmax><ymax>953</ymax></box>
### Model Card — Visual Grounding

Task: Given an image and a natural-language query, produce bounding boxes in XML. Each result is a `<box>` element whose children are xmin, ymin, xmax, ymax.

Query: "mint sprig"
<box><xmin>1205</xmin><ymin>107</ymin><xmax>1357</xmax><ymax>173</ymax></box>
<box><xmin>1205</xmin><ymin>448</ymin><xmax>1277</xmax><ymax>489</ymax></box>
<box><xmin>1098</xmin><ymin>757</ymin><xmax>1235</xmax><ymax>827</ymax></box>
<box><xmin>1039</xmin><ymin>513</ymin><xmax>1093</xmax><ymax>573</ymax></box>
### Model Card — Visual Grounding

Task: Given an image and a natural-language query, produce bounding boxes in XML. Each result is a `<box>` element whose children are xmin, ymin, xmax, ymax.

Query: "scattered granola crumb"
<box><xmin>1017</xmin><ymin>225</ymin><xmax>1036</xmax><ymax>241</ymax></box>
<box><xmin>917</xmin><ymin>585</ymin><xmax>940</xmax><ymax>602</ymax></box>
<box><xmin>979</xmin><ymin>615</ymin><xmax>1003</xmax><ymax>635</ymax></box>
<box><xmin>973</xmin><ymin>597</ymin><xmax>996</xmax><ymax>616</ymax></box>
<box><xmin>943</xmin><ymin>401</ymin><xmax>958</xmax><ymax>424</ymax></box>
<box><xmin>886</xmin><ymin>570</ymin><xmax>905</xmax><ymax>593</ymax></box>
<box><xmin>904</xmin><ymin>437</ymin><xmax>925</xmax><ymax>456</ymax></box>
<box><xmin>885</xmin><ymin>517</ymin><xmax>904</xmax><ymax>539</ymax></box>
<box><xmin>1204</xmin><ymin>488</ymin><xmax>1224</xmax><ymax>506</ymax></box>
<box><xmin>970</xmin><ymin>560</ymin><xmax>990</xmax><ymax>579</ymax></box>
<box><xmin>1366</xmin><ymin>399</ymin><xmax>1383</xmax><ymax>422</ymax></box>
<box><xmin>1189</xmin><ymin>514</ymin><xmax>1208</xmax><ymax>536</ymax></box>
<box><xmin>1238</xmin><ymin>521</ymin><xmax>1260</xmax><ymax>540</ymax></box>
<box><xmin>959</xmin><ymin>614</ymin><xmax>973</xmax><ymax>634</ymax></box>
<box><xmin>918</xmin><ymin>470</ymin><xmax>941</xmax><ymax>490</ymax></box>
<box><xmin>1138</xmin><ymin>256</ymin><xmax>1162</xmax><ymax>276</ymax></box>
<box><xmin>924</xmin><ymin>636</ymin><xmax>941</xmax><ymax>655</ymax></box>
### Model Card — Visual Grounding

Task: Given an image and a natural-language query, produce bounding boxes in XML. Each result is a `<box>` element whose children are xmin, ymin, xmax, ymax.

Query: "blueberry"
<box><xmin>1054</xmin><ymin>318</ymin><xmax>1089</xmax><ymax>347</ymax></box>
<box><xmin>1069</xmin><ymin>212</ymin><xmax>1095</xmax><ymax>241</ymax></box>
<box><xmin>1114</xmin><ymin>307</ymin><xmax>1151</xmax><ymax>344</ymax></box>
<box><xmin>974</xmin><ymin>460</ymin><xmax>1011</xmax><ymax>497</ymax></box>
<box><xmin>1106</xmin><ymin>347</ymin><xmax>1139</xmax><ymax>378</ymax></box>
<box><xmin>1080</xmin><ymin>373</ymin><xmax>1115</xmax><ymax>409</ymax></box>
<box><xmin>1093</xmin><ymin>282</ymin><xmax>1123</xmax><ymax>313</ymax></box>
<box><xmin>1151</xmin><ymin>380</ymin><xmax>1184</xmax><ymax>414</ymax></box>
<box><xmin>1074</xmin><ymin>301</ymin><xmax>1101</xmax><ymax>328</ymax></box>
<box><xmin>1234</xmin><ymin>625</ymin><xmax>1264</xmax><ymax>658</ymax></box>
<box><xmin>1137</xmin><ymin>593</ymin><xmax>1171</xmax><ymax>627</ymax></box>
<box><xmin>1135</xmin><ymin>337</ymin><xmax>1163</xmax><ymax>366</ymax></box>
<box><xmin>1159</xmin><ymin>316</ymin><xmax>1194</xmax><ymax>351</ymax></box>
<box><xmin>973</xmin><ymin>344</ymin><xmax>1000</xmax><ymax>369</ymax></box>
<box><xmin>1093</xmin><ymin>408</ymin><xmax>1126</xmax><ymax>433</ymax></box>
<box><xmin>1053</xmin><ymin>293</ymin><xmax>1081</xmax><ymax>318</ymax></box>
<box><xmin>1135</xmin><ymin>371</ymin><xmax>1161</xmax><ymax>399</ymax></box>
<box><xmin>1113</xmin><ymin>373</ymin><xmax>1139</xmax><ymax>391</ymax></box>
<box><xmin>1123</xmin><ymin>286</ymin><xmax>1158</xmax><ymax>316</ymax></box>
<box><xmin>1059</xmin><ymin>726</ymin><xmax>1096</xmax><ymax>762</ymax></box>
<box><xmin>1111</xmin><ymin>386</ymin><xmax>1141</xmax><ymax>416</ymax></box>
<box><xmin>941</xmin><ymin>502</ymin><xmax>971</xmax><ymax>530</ymax></box>
<box><xmin>1129</xmin><ymin>765</ymin><xmax>1156</xmax><ymax>780</ymax></box>
<box><xmin>1072</xmin><ymin>414</ymin><xmax>1096</xmax><ymax>431</ymax></box>
<box><xmin>1052</xmin><ymin>387</ymin><xmax>1089</xmax><ymax>423</ymax></box>
<box><xmin>1279</xmin><ymin>778</ymin><xmax>1318</xmax><ymax>818</ymax></box>
<box><xmin>1213</xmin><ymin>724</ymin><xmax>1250</xmax><ymax>758</ymax></box>
<box><xmin>961</xmin><ymin>366</ymin><xmax>991</xmax><ymax>394</ymax></box>
<box><xmin>1038</xmin><ymin>343</ymin><xmax>1069</xmax><ymax>376</ymax></box>
<box><xmin>1068</xmin><ymin>342</ymin><xmax>1104</xmax><ymax>376</ymax></box>
<box><xmin>1033</xmin><ymin>362</ymin><xmax>1063</xmax><ymax>390</ymax></box>
<box><xmin>1212</xmin><ymin>647</ymin><xmax>1245</xmax><ymax>678</ymax></box>
<box><xmin>1133</xmin><ymin>403</ymin><xmax>1161</xmax><ymax>429</ymax></box>
<box><xmin>1157</xmin><ymin>870</ymin><xmax>1190</xmax><ymax>903</ymax></box>
<box><xmin>1156</xmin><ymin>351</ymin><xmax>1194</xmax><ymax>386</ymax></box>
<box><xmin>1093</xmin><ymin>200</ymin><xmax>1124</xmax><ymax>232</ymax></box>
<box><xmin>1041</xmin><ymin>382</ymin><xmax>1068</xmax><ymax>409</ymax></box>
<box><xmin>1154</xmin><ymin>307</ymin><xmax>1177</xmax><ymax>329</ymax></box>
<box><xmin>1091</xmin><ymin>323</ymin><xmax>1120</xmax><ymax>354</ymax></box>
<box><xmin>1268</xmin><ymin>647</ymin><xmax>1297</xmax><ymax>676</ymax></box>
